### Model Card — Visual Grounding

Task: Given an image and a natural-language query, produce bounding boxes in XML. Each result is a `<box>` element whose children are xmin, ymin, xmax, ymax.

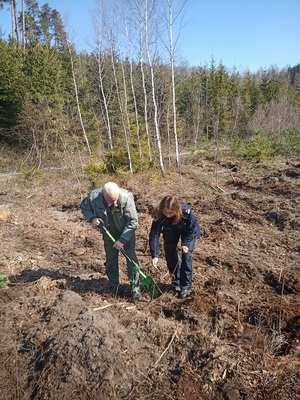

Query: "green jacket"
<box><xmin>80</xmin><ymin>187</ymin><xmax>138</xmax><ymax>244</ymax></box>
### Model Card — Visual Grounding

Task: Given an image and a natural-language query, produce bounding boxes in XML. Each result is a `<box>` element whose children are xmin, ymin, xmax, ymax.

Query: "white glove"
<box><xmin>91</xmin><ymin>218</ymin><xmax>100</xmax><ymax>228</ymax></box>
<box><xmin>152</xmin><ymin>257</ymin><xmax>159</xmax><ymax>268</ymax></box>
<box><xmin>182</xmin><ymin>246</ymin><xmax>189</xmax><ymax>253</ymax></box>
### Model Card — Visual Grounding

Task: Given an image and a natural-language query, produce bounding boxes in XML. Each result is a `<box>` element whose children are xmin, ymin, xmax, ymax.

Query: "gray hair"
<box><xmin>103</xmin><ymin>182</ymin><xmax>120</xmax><ymax>196</ymax></box>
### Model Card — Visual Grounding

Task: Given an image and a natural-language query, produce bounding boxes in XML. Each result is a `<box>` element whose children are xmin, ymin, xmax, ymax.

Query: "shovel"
<box><xmin>97</xmin><ymin>218</ymin><xmax>162</xmax><ymax>299</ymax></box>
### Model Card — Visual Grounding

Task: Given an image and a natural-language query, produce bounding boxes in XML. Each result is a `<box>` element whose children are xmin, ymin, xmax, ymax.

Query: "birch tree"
<box><xmin>68</xmin><ymin>42</ymin><xmax>92</xmax><ymax>159</ymax></box>
<box><xmin>107</xmin><ymin>25</ymin><xmax>133</xmax><ymax>173</ymax></box>
<box><xmin>93</xmin><ymin>3</ymin><xmax>113</xmax><ymax>151</ymax></box>
<box><xmin>167</xmin><ymin>0</ymin><xmax>180</xmax><ymax>167</ymax></box>
<box><xmin>11</xmin><ymin>0</ymin><xmax>19</xmax><ymax>41</ymax></box>
<box><xmin>137</xmin><ymin>0</ymin><xmax>152</xmax><ymax>161</ymax></box>
<box><xmin>113</xmin><ymin>4</ymin><xmax>135</xmax><ymax>166</ymax></box>
<box><xmin>22</xmin><ymin>0</ymin><xmax>25</xmax><ymax>48</ymax></box>
<box><xmin>123</xmin><ymin>14</ymin><xmax>142</xmax><ymax>157</ymax></box>
<box><xmin>144</xmin><ymin>0</ymin><xmax>164</xmax><ymax>174</ymax></box>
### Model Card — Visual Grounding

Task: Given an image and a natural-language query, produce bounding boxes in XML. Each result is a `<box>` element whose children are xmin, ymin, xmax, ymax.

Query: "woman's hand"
<box><xmin>182</xmin><ymin>246</ymin><xmax>189</xmax><ymax>253</ymax></box>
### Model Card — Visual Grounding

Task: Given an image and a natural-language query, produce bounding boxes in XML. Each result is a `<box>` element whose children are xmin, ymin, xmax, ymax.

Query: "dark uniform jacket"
<box><xmin>149</xmin><ymin>202</ymin><xmax>200</xmax><ymax>258</ymax></box>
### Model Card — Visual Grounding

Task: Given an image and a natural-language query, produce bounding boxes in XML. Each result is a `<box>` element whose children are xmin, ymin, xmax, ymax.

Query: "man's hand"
<box><xmin>152</xmin><ymin>257</ymin><xmax>159</xmax><ymax>268</ymax></box>
<box><xmin>114</xmin><ymin>240</ymin><xmax>124</xmax><ymax>250</ymax></box>
<box><xmin>91</xmin><ymin>218</ymin><xmax>100</xmax><ymax>228</ymax></box>
<box><xmin>182</xmin><ymin>246</ymin><xmax>189</xmax><ymax>254</ymax></box>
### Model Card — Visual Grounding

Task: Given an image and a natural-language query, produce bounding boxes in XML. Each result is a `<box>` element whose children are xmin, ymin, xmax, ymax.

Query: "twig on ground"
<box><xmin>93</xmin><ymin>304</ymin><xmax>113</xmax><ymax>311</ymax></box>
<box><xmin>155</xmin><ymin>328</ymin><xmax>178</xmax><ymax>366</ymax></box>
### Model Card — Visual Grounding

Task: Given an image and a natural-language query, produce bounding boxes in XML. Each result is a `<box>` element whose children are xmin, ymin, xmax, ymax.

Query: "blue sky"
<box><xmin>1</xmin><ymin>0</ymin><xmax>299</xmax><ymax>72</ymax></box>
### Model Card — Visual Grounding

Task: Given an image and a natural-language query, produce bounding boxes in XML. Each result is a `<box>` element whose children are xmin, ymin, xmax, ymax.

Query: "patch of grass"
<box><xmin>277</xmin><ymin>129</ymin><xmax>300</xmax><ymax>157</ymax></box>
<box><xmin>20</xmin><ymin>165</ymin><xmax>43</xmax><ymax>180</ymax></box>
<box><xmin>264</xmin><ymin>328</ymin><xmax>289</xmax><ymax>355</ymax></box>
<box><xmin>231</xmin><ymin>129</ymin><xmax>300</xmax><ymax>161</ymax></box>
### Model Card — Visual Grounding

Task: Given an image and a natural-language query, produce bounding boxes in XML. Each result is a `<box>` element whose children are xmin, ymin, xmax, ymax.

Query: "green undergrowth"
<box><xmin>232</xmin><ymin>129</ymin><xmax>300</xmax><ymax>161</ymax></box>
<box><xmin>183</xmin><ymin>129</ymin><xmax>300</xmax><ymax>164</ymax></box>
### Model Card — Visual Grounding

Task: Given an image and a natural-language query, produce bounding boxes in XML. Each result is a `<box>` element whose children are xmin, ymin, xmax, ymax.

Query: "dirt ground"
<box><xmin>0</xmin><ymin>157</ymin><xmax>299</xmax><ymax>400</ymax></box>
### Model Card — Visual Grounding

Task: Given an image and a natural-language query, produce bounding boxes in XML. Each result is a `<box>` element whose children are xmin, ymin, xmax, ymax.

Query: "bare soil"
<box><xmin>0</xmin><ymin>158</ymin><xmax>299</xmax><ymax>400</ymax></box>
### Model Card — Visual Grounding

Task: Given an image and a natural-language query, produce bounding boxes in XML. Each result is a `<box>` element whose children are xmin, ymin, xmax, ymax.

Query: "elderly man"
<box><xmin>80</xmin><ymin>182</ymin><xmax>142</xmax><ymax>300</ymax></box>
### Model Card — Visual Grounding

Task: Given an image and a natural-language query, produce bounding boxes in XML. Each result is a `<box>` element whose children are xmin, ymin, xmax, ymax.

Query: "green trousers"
<box><xmin>103</xmin><ymin>233</ymin><xmax>140</xmax><ymax>293</ymax></box>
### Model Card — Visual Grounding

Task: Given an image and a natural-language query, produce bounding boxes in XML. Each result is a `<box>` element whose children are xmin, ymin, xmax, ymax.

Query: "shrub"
<box><xmin>84</xmin><ymin>162</ymin><xmax>107</xmax><ymax>189</ymax></box>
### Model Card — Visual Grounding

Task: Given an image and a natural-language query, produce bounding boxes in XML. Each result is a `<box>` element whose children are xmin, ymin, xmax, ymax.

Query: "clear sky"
<box><xmin>1</xmin><ymin>0</ymin><xmax>299</xmax><ymax>72</ymax></box>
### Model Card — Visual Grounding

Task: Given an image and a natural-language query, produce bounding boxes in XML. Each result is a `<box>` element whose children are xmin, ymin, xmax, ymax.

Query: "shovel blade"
<box><xmin>140</xmin><ymin>276</ymin><xmax>162</xmax><ymax>299</ymax></box>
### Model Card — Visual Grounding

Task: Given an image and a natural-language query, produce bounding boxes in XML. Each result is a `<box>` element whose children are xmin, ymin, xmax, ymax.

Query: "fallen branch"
<box><xmin>155</xmin><ymin>328</ymin><xmax>178</xmax><ymax>366</ymax></box>
<box><xmin>93</xmin><ymin>304</ymin><xmax>113</xmax><ymax>311</ymax></box>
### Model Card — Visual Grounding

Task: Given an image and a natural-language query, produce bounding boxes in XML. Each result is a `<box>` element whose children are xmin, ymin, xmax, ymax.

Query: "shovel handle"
<box><xmin>97</xmin><ymin>218</ymin><xmax>147</xmax><ymax>280</ymax></box>
<box><xmin>97</xmin><ymin>218</ymin><xmax>161</xmax><ymax>299</ymax></box>
<box><xmin>119</xmin><ymin>249</ymin><xmax>147</xmax><ymax>280</ymax></box>
<box><xmin>98</xmin><ymin>218</ymin><xmax>116</xmax><ymax>243</ymax></box>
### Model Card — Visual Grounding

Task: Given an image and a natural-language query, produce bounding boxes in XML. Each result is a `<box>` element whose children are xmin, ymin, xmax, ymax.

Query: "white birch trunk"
<box><xmin>96</xmin><ymin>42</ymin><xmax>113</xmax><ymax>150</ymax></box>
<box><xmin>139</xmin><ymin>11</ymin><xmax>152</xmax><ymax>161</ymax></box>
<box><xmin>22</xmin><ymin>0</ymin><xmax>25</xmax><ymax>49</ymax></box>
<box><xmin>145</xmin><ymin>0</ymin><xmax>164</xmax><ymax>174</ymax></box>
<box><xmin>123</xmin><ymin>17</ymin><xmax>142</xmax><ymax>157</ymax></box>
<box><xmin>68</xmin><ymin>43</ymin><xmax>92</xmax><ymax>159</ymax></box>
<box><xmin>93</xmin><ymin>1</ymin><xmax>114</xmax><ymax>151</ymax></box>
<box><xmin>167</xmin><ymin>0</ymin><xmax>180</xmax><ymax>167</ymax></box>
<box><xmin>108</xmin><ymin>29</ymin><xmax>133</xmax><ymax>174</ymax></box>
<box><xmin>11</xmin><ymin>0</ymin><xmax>19</xmax><ymax>41</ymax></box>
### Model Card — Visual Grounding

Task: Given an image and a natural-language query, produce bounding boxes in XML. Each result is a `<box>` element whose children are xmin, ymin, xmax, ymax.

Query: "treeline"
<box><xmin>0</xmin><ymin>0</ymin><xmax>299</xmax><ymax>173</ymax></box>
